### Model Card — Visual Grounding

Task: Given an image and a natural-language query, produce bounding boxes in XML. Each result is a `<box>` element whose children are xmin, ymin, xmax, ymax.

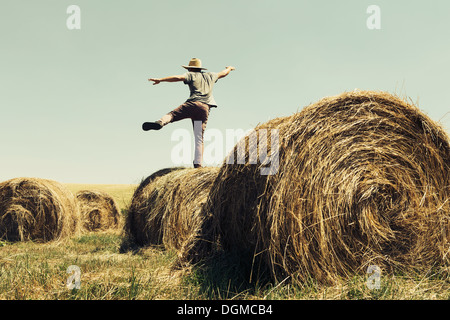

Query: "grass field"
<box><xmin>0</xmin><ymin>184</ymin><xmax>449</xmax><ymax>300</ymax></box>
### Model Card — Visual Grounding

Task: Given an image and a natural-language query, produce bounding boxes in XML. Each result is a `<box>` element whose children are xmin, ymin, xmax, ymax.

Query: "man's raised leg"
<box><xmin>142</xmin><ymin>113</ymin><xmax>173</xmax><ymax>131</ymax></box>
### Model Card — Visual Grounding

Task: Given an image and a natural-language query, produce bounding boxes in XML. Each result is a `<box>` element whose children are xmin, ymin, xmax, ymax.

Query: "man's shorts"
<box><xmin>169</xmin><ymin>101</ymin><xmax>211</xmax><ymax>123</ymax></box>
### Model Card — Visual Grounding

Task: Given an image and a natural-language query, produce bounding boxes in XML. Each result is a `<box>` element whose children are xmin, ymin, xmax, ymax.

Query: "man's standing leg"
<box><xmin>191</xmin><ymin>102</ymin><xmax>210</xmax><ymax>168</ymax></box>
<box><xmin>192</xmin><ymin>120</ymin><xmax>207</xmax><ymax>168</ymax></box>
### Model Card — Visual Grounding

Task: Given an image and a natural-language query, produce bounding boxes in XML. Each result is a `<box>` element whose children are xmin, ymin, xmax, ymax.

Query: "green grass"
<box><xmin>1</xmin><ymin>230</ymin><xmax>449</xmax><ymax>300</ymax></box>
<box><xmin>1</xmin><ymin>183</ymin><xmax>449</xmax><ymax>300</ymax></box>
<box><xmin>0</xmin><ymin>232</ymin><xmax>188</xmax><ymax>300</ymax></box>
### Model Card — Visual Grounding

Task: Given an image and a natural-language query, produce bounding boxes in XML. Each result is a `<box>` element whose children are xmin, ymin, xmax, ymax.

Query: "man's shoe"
<box><xmin>142</xmin><ymin>121</ymin><xmax>163</xmax><ymax>131</ymax></box>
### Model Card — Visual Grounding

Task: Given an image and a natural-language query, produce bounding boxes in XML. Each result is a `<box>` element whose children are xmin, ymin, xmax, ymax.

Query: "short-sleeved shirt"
<box><xmin>183</xmin><ymin>71</ymin><xmax>219</xmax><ymax>106</ymax></box>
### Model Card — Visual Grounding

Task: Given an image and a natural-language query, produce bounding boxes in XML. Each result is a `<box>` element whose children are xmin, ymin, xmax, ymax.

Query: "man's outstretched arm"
<box><xmin>148</xmin><ymin>75</ymin><xmax>185</xmax><ymax>85</ymax></box>
<box><xmin>217</xmin><ymin>66</ymin><xmax>235</xmax><ymax>79</ymax></box>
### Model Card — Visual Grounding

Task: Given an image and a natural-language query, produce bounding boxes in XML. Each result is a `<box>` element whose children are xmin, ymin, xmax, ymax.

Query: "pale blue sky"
<box><xmin>1</xmin><ymin>0</ymin><xmax>449</xmax><ymax>184</ymax></box>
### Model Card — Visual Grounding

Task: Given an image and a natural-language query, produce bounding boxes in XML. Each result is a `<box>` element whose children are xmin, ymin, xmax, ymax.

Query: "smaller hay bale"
<box><xmin>76</xmin><ymin>190</ymin><xmax>121</xmax><ymax>231</ymax></box>
<box><xmin>125</xmin><ymin>167</ymin><xmax>219</xmax><ymax>264</ymax></box>
<box><xmin>0</xmin><ymin>177</ymin><xmax>80</xmax><ymax>242</ymax></box>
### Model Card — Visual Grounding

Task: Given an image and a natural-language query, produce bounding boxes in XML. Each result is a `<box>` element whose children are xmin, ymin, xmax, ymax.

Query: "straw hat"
<box><xmin>182</xmin><ymin>58</ymin><xmax>207</xmax><ymax>70</ymax></box>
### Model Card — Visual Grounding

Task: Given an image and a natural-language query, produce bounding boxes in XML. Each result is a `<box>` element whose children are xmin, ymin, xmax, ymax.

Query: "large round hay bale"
<box><xmin>76</xmin><ymin>190</ymin><xmax>120</xmax><ymax>231</ymax></box>
<box><xmin>200</xmin><ymin>90</ymin><xmax>450</xmax><ymax>284</ymax></box>
<box><xmin>125</xmin><ymin>167</ymin><xmax>220</xmax><ymax>263</ymax></box>
<box><xmin>0</xmin><ymin>177</ymin><xmax>80</xmax><ymax>242</ymax></box>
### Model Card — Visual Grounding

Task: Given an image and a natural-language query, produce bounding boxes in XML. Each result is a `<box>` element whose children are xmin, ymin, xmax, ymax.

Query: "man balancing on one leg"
<box><xmin>144</xmin><ymin>58</ymin><xmax>235</xmax><ymax>168</ymax></box>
